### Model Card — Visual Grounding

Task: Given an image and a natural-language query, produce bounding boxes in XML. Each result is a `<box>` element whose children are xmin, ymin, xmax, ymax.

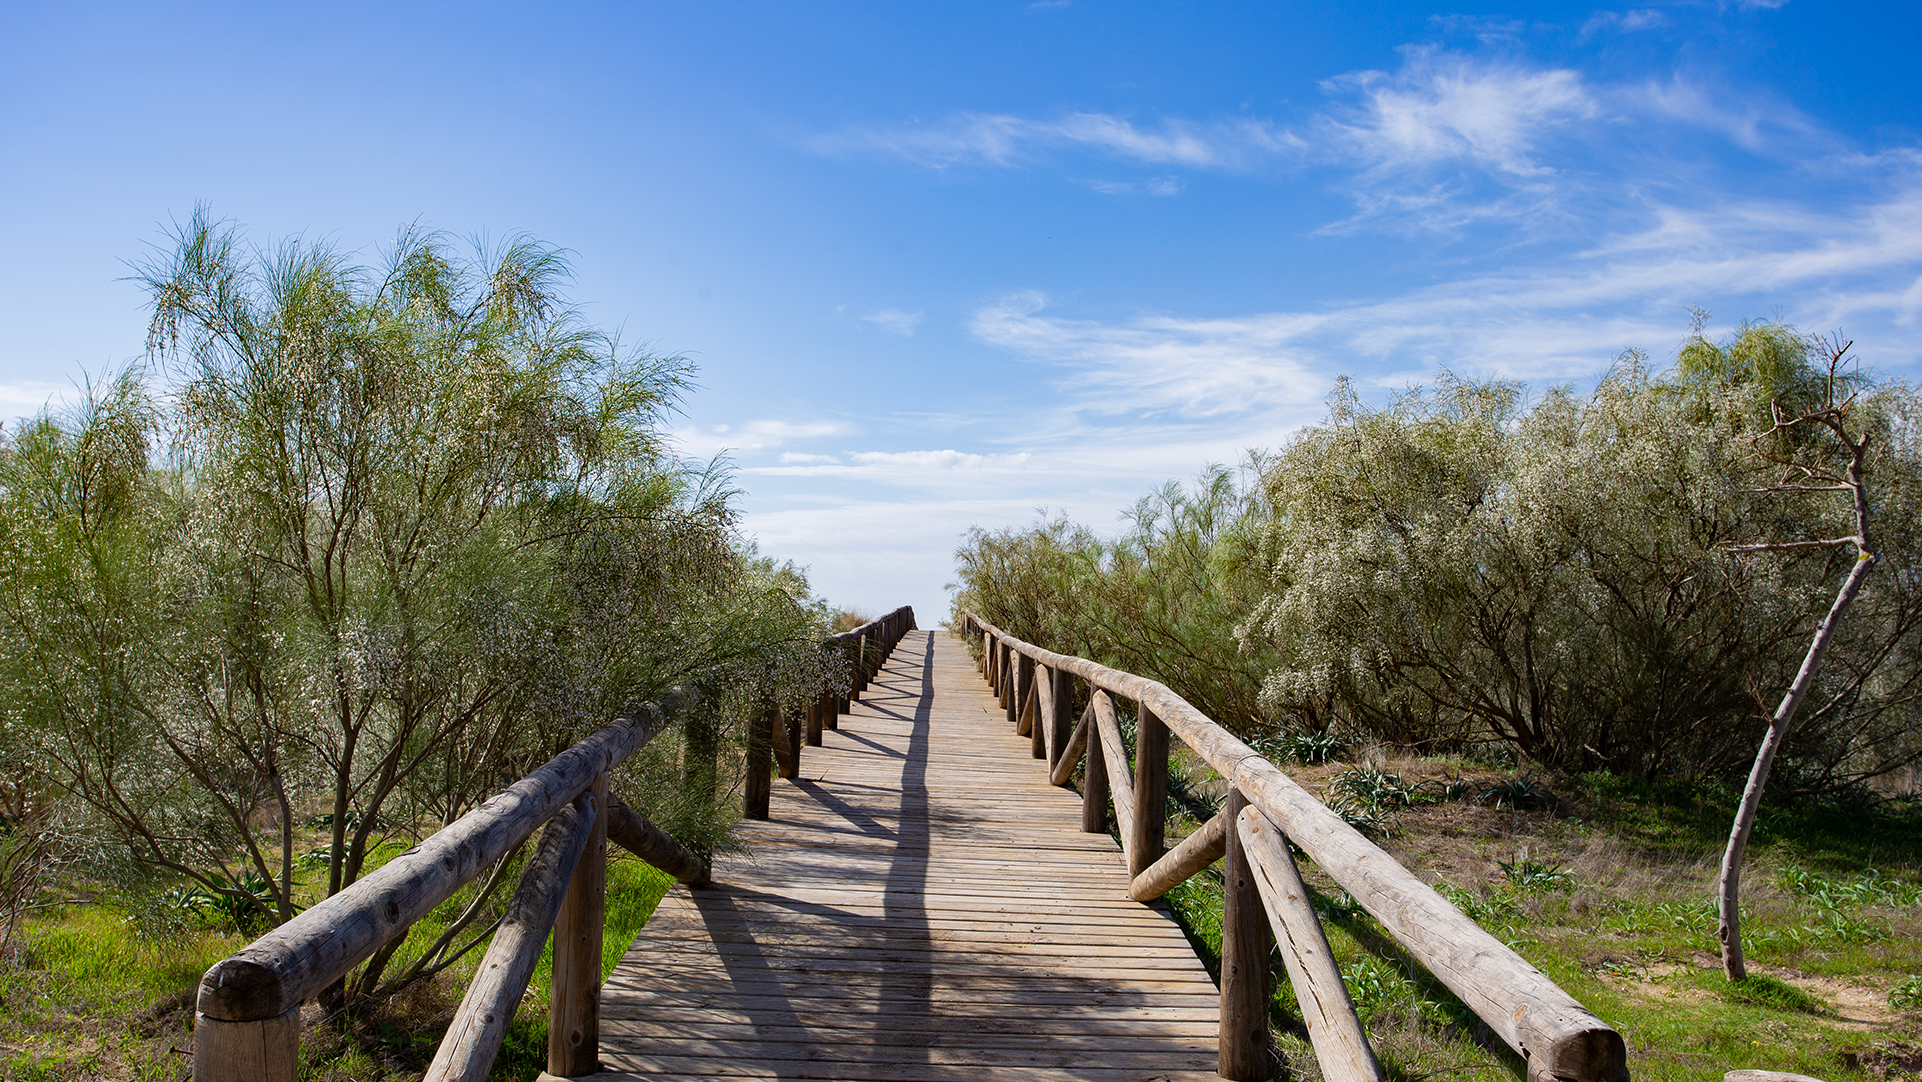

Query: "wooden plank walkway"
<box><xmin>588</xmin><ymin>629</ymin><xmax>1224</xmax><ymax>1082</ymax></box>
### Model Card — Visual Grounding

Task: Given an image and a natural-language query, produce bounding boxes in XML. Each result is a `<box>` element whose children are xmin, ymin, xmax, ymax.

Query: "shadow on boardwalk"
<box><xmin>594</xmin><ymin>629</ymin><xmax>1221</xmax><ymax>1082</ymax></box>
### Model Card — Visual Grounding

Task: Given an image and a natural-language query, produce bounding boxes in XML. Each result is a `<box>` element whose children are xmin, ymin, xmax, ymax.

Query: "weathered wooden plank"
<box><xmin>1048</xmin><ymin>667</ymin><xmax>1075</xmax><ymax>772</ymax></box>
<box><xmin>426</xmin><ymin>794</ymin><xmax>595</xmax><ymax>1082</ymax></box>
<box><xmin>1050</xmin><ymin>699</ymin><xmax>1092</xmax><ymax>787</ymax></box>
<box><xmin>1131</xmin><ymin>704</ymin><xmax>1168</xmax><ymax>879</ymax></box>
<box><xmin>1082</xmin><ymin>698</ymin><xmax>1109</xmax><ymax>834</ymax></box>
<box><xmin>965</xmin><ymin>615</ymin><xmax>1630</xmax><ymax>1082</ymax></box>
<box><xmin>596</xmin><ymin>630</ymin><xmax>1221</xmax><ymax>1081</ymax></box>
<box><xmin>197</xmin><ymin>706</ymin><xmax>671</xmax><ymax>1022</ymax></box>
<box><xmin>1217</xmin><ymin>788</ymin><xmax>1272</xmax><ymax>1081</ymax></box>
<box><xmin>191</xmin><ymin>1005</ymin><xmax>298</xmax><ymax>1082</ymax></box>
<box><xmin>549</xmin><ymin>773</ymin><xmax>609</xmax><ymax>1077</ymax></box>
<box><xmin>1093</xmin><ymin>690</ymin><xmax>1135</xmax><ymax>858</ymax></box>
<box><xmin>1129</xmin><ymin>806</ymin><xmax>1228</xmax><ymax>902</ymax></box>
<box><xmin>744</xmin><ymin>706</ymin><xmax>772</xmax><ymax>820</ymax></box>
<box><xmin>605</xmin><ymin>793</ymin><xmax>708</xmax><ymax>884</ymax></box>
<box><xmin>1239</xmin><ymin>804</ymin><xmax>1381</xmax><ymax>1082</ymax></box>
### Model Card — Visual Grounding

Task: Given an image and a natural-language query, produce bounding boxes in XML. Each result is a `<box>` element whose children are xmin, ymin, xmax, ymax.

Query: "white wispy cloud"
<box><xmin>749</xmin><ymin>449</ymin><xmax>1034</xmax><ymax>484</ymax></box>
<box><xmin>1623</xmin><ymin>75</ymin><xmax>1821</xmax><ymax>153</ymax></box>
<box><xmin>860</xmin><ymin>308</ymin><xmax>924</xmax><ymax>335</ymax></box>
<box><xmin>972</xmin><ymin>177</ymin><xmax>1922</xmax><ymax>419</ymax></box>
<box><xmin>813</xmin><ymin>47</ymin><xmax>1838</xmax><ymax>238</ymax></box>
<box><xmin>1581</xmin><ymin>9</ymin><xmax>1666</xmax><ymax>35</ymax></box>
<box><xmin>1319</xmin><ymin>47</ymin><xmax>1594</xmax><ymax>179</ymax></box>
<box><xmin>673</xmin><ymin>418</ymin><xmax>847</xmax><ymax>457</ymax></box>
<box><xmin>971</xmin><ymin>292</ymin><xmax>1328</xmax><ymax>419</ymax></box>
<box><xmin>1082</xmin><ymin>176</ymin><xmax>1184</xmax><ymax>197</ymax></box>
<box><xmin>812</xmin><ymin>112</ymin><xmax>1300</xmax><ymax>171</ymax></box>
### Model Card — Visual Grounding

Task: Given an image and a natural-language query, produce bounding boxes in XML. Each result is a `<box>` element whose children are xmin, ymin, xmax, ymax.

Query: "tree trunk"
<box><xmin>1719</xmin><ymin>548</ymin><xmax>1876</xmax><ymax>979</ymax></box>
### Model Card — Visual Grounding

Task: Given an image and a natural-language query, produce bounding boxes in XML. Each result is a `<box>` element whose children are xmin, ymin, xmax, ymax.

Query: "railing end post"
<box><xmin>192</xmin><ymin>1002</ymin><xmax>299</xmax><ymax>1082</ymax></box>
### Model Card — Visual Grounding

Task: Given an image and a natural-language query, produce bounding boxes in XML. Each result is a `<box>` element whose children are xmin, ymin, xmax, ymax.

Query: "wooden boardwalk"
<box><xmin>591</xmin><ymin>629</ymin><xmax>1224</xmax><ymax>1082</ymax></box>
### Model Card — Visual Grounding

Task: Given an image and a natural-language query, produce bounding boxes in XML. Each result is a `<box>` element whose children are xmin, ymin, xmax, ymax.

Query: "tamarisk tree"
<box><xmin>1715</xmin><ymin>334</ymin><xmax>1877</xmax><ymax>981</ymax></box>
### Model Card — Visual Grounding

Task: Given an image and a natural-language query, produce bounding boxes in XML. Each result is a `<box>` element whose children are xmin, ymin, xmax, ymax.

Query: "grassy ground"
<box><xmin>0</xmin><ymin>847</ymin><xmax>674</xmax><ymax>1082</ymax></box>
<box><xmin>4</xmin><ymin>757</ymin><xmax>1918</xmax><ymax>1081</ymax></box>
<box><xmin>1157</xmin><ymin>747</ymin><xmax>1922</xmax><ymax>1081</ymax></box>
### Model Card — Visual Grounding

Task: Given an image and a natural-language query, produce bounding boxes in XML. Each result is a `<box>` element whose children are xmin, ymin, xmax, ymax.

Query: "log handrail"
<box><xmin>747</xmin><ymin>607</ymin><xmax>917</xmax><ymax>819</ymax></box>
<box><xmin>961</xmin><ymin>610</ymin><xmax>1628</xmax><ymax>1082</ymax></box>
<box><xmin>195</xmin><ymin>605</ymin><xmax>918</xmax><ymax>1082</ymax></box>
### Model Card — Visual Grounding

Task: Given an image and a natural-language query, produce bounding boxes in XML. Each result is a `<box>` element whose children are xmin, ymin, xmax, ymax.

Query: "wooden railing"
<box><xmin>192</xmin><ymin>606</ymin><xmax>916</xmax><ymax>1082</ymax></box>
<box><xmin>960</xmin><ymin>611</ymin><xmax>1630</xmax><ymax>1082</ymax></box>
<box><xmin>748</xmin><ymin>606</ymin><xmax>918</xmax><ymax>818</ymax></box>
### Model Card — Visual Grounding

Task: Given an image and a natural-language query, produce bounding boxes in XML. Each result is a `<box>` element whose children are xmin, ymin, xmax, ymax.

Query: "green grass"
<box><xmin>1150</xmin><ymin>757</ymin><xmax>1922</xmax><ymax>1082</ymax></box>
<box><xmin>0</xmin><ymin>850</ymin><xmax>675</xmax><ymax>1082</ymax></box>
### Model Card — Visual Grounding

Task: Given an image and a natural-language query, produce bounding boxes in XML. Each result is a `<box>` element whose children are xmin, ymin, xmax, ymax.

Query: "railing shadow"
<box><xmin>681</xmin><ymin>630</ymin><xmax>936</xmax><ymax>1079</ymax></box>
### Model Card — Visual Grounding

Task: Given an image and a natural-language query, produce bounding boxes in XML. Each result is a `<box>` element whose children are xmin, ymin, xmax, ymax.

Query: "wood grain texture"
<box><xmin>427</xmin><ymin>795</ymin><xmax>596</xmax><ymax>1082</ymax></box>
<box><xmin>1129</xmin><ymin>806</ymin><xmax>1227</xmax><ymax>903</ymax></box>
<box><xmin>1047</xmin><ymin>668</ymin><xmax>1074</xmax><ymax>773</ymax></box>
<box><xmin>961</xmin><ymin>613</ymin><xmax>1629</xmax><ymax>1082</ymax></box>
<box><xmin>590</xmin><ymin>631</ymin><xmax>1220</xmax><ymax>1082</ymax></box>
<box><xmin>1238</xmin><ymin>806</ymin><xmax>1380</xmax><ymax>1082</ymax></box>
<box><xmin>550</xmin><ymin>773</ymin><xmax>609</xmax><ymax>1077</ymax></box>
<box><xmin>1218</xmin><ymin>790</ymin><xmax>1272</xmax><ymax>1082</ymax></box>
<box><xmin>196</xmin><ymin>707</ymin><xmax>670</xmax><ymax>1023</ymax></box>
<box><xmin>1093</xmin><ymin>691</ymin><xmax>1135</xmax><ymax>862</ymax></box>
<box><xmin>191</xmin><ymin>1004</ymin><xmax>299</xmax><ymax>1082</ymax></box>
<box><xmin>1130</xmin><ymin>706</ymin><xmax>1168</xmax><ymax>880</ymax></box>
<box><xmin>1049</xmin><ymin>701</ymin><xmax>1091</xmax><ymax>788</ymax></box>
<box><xmin>606</xmin><ymin>792</ymin><xmax>709</xmax><ymax>885</ymax></box>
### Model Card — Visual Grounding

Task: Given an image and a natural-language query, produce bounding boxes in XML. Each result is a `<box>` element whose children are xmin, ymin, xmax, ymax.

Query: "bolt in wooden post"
<box><xmin>1219</xmin><ymin>787</ymin><xmax>1274</xmax><ymax>1081</ymax></box>
<box><xmin>548</xmin><ymin>772</ymin><xmax>608</xmax><ymax>1078</ymax></box>
<box><xmin>1082</xmin><ymin>702</ymin><xmax>1110</xmax><ymax>834</ymax></box>
<box><xmin>1130</xmin><ymin>703</ymin><xmax>1168</xmax><ymax>878</ymax></box>
<box><xmin>192</xmin><ymin>1003</ymin><xmax>299</xmax><ymax>1082</ymax></box>
<box><xmin>745</xmin><ymin>706</ymin><xmax>772</xmax><ymax>820</ymax></box>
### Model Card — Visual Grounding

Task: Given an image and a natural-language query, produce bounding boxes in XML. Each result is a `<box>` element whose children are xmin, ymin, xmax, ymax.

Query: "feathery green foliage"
<box><xmin>0</xmin><ymin>210</ymin><xmax>840</xmax><ymax>1013</ymax></box>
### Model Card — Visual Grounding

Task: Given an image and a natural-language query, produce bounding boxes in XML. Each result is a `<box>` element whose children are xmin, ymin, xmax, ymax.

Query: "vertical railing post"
<box><xmin>1219</xmin><ymin>787</ymin><xmax>1273</xmax><ymax>1080</ymax></box>
<box><xmin>745</xmin><ymin>705</ymin><xmax>773</xmax><ymax>820</ymax></box>
<box><xmin>850</xmin><ymin>631</ymin><xmax>867</xmax><ymax>701</ymax></box>
<box><xmin>1011</xmin><ymin>651</ymin><xmax>1031</xmax><ymax>729</ymax></box>
<box><xmin>1049</xmin><ymin>667</ymin><xmax>1074</xmax><ymax>769</ymax></box>
<box><xmin>806</xmin><ymin>696</ymin><xmax>824</xmax><ymax>746</ymax></box>
<box><xmin>192</xmin><ymin>1006</ymin><xmax>299</xmax><ymax>1082</ymax></box>
<box><xmin>998</xmin><ymin>642</ymin><xmax>1012</xmax><ymax>710</ymax></box>
<box><xmin>775</xmin><ymin>703</ymin><xmax>801</xmax><ymax>780</ymax></box>
<box><xmin>1083</xmin><ymin>697</ymin><xmax>1109</xmax><ymax>834</ymax></box>
<box><xmin>1130</xmin><ymin>703</ymin><xmax>1168</xmax><ymax>878</ymax></box>
<box><xmin>549</xmin><ymin>773</ymin><xmax>607</xmax><ymax>1078</ymax></box>
<box><xmin>840</xmin><ymin>639</ymin><xmax>856</xmax><ymax>715</ymax></box>
<box><xmin>1029</xmin><ymin>662</ymin><xmax>1048</xmax><ymax>759</ymax></box>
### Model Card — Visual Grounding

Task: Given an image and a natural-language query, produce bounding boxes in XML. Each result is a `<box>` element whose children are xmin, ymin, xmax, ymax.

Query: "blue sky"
<box><xmin>5</xmin><ymin>2</ymin><xmax>1921</xmax><ymax>621</ymax></box>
